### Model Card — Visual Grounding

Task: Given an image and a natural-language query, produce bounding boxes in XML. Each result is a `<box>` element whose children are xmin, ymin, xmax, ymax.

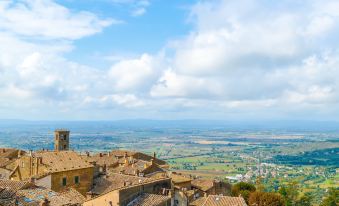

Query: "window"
<box><xmin>63</xmin><ymin>145</ymin><xmax>67</xmax><ymax>149</ymax></box>
<box><xmin>64</xmin><ymin>135</ymin><xmax>67</xmax><ymax>140</ymax></box>
<box><xmin>62</xmin><ymin>177</ymin><xmax>67</xmax><ymax>186</ymax></box>
<box><xmin>21</xmin><ymin>162</ymin><xmax>25</xmax><ymax>168</ymax></box>
<box><xmin>74</xmin><ymin>176</ymin><xmax>79</xmax><ymax>184</ymax></box>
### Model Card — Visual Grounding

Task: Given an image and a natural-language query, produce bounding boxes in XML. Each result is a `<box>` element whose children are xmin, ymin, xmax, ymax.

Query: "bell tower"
<box><xmin>54</xmin><ymin>129</ymin><xmax>70</xmax><ymax>151</ymax></box>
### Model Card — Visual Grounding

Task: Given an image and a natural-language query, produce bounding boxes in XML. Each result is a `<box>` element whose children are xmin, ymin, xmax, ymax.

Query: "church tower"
<box><xmin>54</xmin><ymin>129</ymin><xmax>70</xmax><ymax>151</ymax></box>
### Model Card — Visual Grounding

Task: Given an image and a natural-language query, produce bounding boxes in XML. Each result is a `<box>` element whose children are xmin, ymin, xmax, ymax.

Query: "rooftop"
<box><xmin>0</xmin><ymin>180</ymin><xmax>85</xmax><ymax>206</ymax></box>
<box><xmin>91</xmin><ymin>173</ymin><xmax>154</xmax><ymax>195</ymax></box>
<box><xmin>191</xmin><ymin>179</ymin><xmax>215</xmax><ymax>192</ymax></box>
<box><xmin>169</xmin><ymin>173</ymin><xmax>192</xmax><ymax>184</ymax></box>
<box><xmin>34</xmin><ymin>151</ymin><xmax>93</xmax><ymax>173</ymax></box>
<box><xmin>190</xmin><ymin>195</ymin><xmax>247</xmax><ymax>206</ymax></box>
<box><xmin>127</xmin><ymin>193</ymin><xmax>171</xmax><ymax>206</ymax></box>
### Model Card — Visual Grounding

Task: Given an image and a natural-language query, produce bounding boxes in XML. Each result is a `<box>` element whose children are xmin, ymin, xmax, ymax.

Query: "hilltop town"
<box><xmin>0</xmin><ymin>130</ymin><xmax>246</xmax><ymax>206</ymax></box>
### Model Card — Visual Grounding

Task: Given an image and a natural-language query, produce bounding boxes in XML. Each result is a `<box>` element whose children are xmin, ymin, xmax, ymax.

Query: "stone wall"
<box><xmin>51</xmin><ymin>167</ymin><xmax>94</xmax><ymax>195</ymax></box>
<box><xmin>84</xmin><ymin>178</ymin><xmax>171</xmax><ymax>206</ymax></box>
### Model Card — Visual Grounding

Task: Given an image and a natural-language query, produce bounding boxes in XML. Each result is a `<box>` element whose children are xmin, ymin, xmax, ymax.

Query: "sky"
<box><xmin>0</xmin><ymin>0</ymin><xmax>339</xmax><ymax>121</ymax></box>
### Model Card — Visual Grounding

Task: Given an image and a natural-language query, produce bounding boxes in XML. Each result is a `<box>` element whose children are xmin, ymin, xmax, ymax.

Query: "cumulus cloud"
<box><xmin>0</xmin><ymin>0</ymin><xmax>116</xmax><ymax>39</ymax></box>
<box><xmin>108</xmin><ymin>54</ymin><xmax>161</xmax><ymax>93</ymax></box>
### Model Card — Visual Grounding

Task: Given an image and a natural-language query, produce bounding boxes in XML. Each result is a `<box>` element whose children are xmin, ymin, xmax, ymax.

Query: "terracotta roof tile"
<box><xmin>34</xmin><ymin>151</ymin><xmax>93</xmax><ymax>173</ymax></box>
<box><xmin>170</xmin><ymin>173</ymin><xmax>192</xmax><ymax>184</ymax></box>
<box><xmin>91</xmin><ymin>173</ymin><xmax>153</xmax><ymax>195</ymax></box>
<box><xmin>127</xmin><ymin>193</ymin><xmax>171</xmax><ymax>206</ymax></box>
<box><xmin>190</xmin><ymin>195</ymin><xmax>247</xmax><ymax>206</ymax></box>
<box><xmin>84</xmin><ymin>153</ymin><xmax>119</xmax><ymax>167</ymax></box>
<box><xmin>0</xmin><ymin>180</ymin><xmax>32</xmax><ymax>199</ymax></box>
<box><xmin>191</xmin><ymin>179</ymin><xmax>215</xmax><ymax>192</ymax></box>
<box><xmin>16</xmin><ymin>187</ymin><xmax>84</xmax><ymax>206</ymax></box>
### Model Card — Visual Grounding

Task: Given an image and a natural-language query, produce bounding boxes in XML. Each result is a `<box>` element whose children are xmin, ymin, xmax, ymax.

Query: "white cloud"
<box><xmin>83</xmin><ymin>94</ymin><xmax>144</xmax><ymax>108</ymax></box>
<box><xmin>150</xmin><ymin>69</ymin><xmax>224</xmax><ymax>98</ymax></box>
<box><xmin>109</xmin><ymin>54</ymin><xmax>161</xmax><ymax>93</ymax></box>
<box><xmin>0</xmin><ymin>0</ymin><xmax>116</xmax><ymax>39</ymax></box>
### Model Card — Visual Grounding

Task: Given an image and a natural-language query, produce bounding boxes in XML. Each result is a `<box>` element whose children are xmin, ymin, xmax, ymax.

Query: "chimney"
<box><xmin>153</xmin><ymin>152</ymin><xmax>156</xmax><ymax>159</ymax></box>
<box><xmin>18</xmin><ymin>150</ymin><xmax>21</xmax><ymax>158</ymax></box>
<box><xmin>39</xmin><ymin>198</ymin><xmax>49</xmax><ymax>206</ymax></box>
<box><xmin>30</xmin><ymin>177</ymin><xmax>36</xmax><ymax>184</ymax></box>
<box><xmin>35</xmin><ymin>158</ymin><xmax>39</xmax><ymax>175</ymax></box>
<box><xmin>86</xmin><ymin>192</ymin><xmax>94</xmax><ymax>200</ymax></box>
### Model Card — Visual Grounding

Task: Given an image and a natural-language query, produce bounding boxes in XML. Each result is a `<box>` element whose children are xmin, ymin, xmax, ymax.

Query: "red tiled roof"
<box><xmin>190</xmin><ymin>195</ymin><xmax>247</xmax><ymax>206</ymax></box>
<box><xmin>191</xmin><ymin>179</ymin><xmax>214</xmax><ymax>192</ymax></box>
<box><xmin>34</xmin><ymin>151</ymin><xmax>93</xmax><ymax>173</ymax></box>
<box><xmin>127</xmin><ymin>193</ymin><xmax>171</xmax><ymax>206</ymax></box>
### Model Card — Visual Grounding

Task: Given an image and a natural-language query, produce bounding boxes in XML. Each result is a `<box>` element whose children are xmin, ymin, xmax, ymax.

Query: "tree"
<box><xmin>295</xmin><ymin>193</ymin><xmax>313</xmax><ymax>206</ymax></box>
<box><xmin>279</xmin><ymin>181</ymin><xmax>299</xmax><ymax>206</ymax></box>
<box><xmin>320</xmin><ymin>188</ymin><xmax>338</xmax><ymax>206</ymax></box>
<box><xmin>232</xmin><ymin>182</ymin><xmax>256</xmax><ymax>204</ymax></box>
<box><xmin>255</xmin><ymin>177</ymin><xmax>265</xmax><ymax>192</ymax></box>
<box><xmin>249</xmin><ymin>191</ymin><xmax>285</xmax><ymax>206</ymax></box>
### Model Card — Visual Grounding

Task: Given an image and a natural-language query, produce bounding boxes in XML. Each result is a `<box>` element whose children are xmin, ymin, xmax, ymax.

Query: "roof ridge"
<box><xmin>202</xmin><ymin>196</ymin><xmax>210</xmax><ymax>206</ymax></box>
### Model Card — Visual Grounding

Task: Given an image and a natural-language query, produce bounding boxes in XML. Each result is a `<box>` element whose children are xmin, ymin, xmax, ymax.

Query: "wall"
<box><xmin>35</xmin><ymin>174</ymin><xmax>52</xmax><ymax>189</ymax></box>
<box><xmin>84</xmin><ymin>178</ymin><xmax>171</xmax><ymax>206</ymax></box>
<box><xmin>174</xmin><ymin>189</ymin><xmax>189</xmax><ymax>206</ymax></box>
<box><xmin>51</xmin><ymin>167</ymin><xmax>94</xmax><ymax>195</ymax></box>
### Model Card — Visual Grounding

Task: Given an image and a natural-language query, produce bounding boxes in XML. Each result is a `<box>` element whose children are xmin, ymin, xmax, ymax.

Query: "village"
<box><xmin>0</xmin><ymin>130</ymin><xmax>246</xmax><ymax>206</ymax></box>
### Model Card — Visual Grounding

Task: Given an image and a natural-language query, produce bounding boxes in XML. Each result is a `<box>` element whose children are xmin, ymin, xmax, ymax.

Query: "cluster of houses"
<box><xmin>0</xmin><ymin>130</ymin><xmax>247</xmax><ymax>206</ymax></box>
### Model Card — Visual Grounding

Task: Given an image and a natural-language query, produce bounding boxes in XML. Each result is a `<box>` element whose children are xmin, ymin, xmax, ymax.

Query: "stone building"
<box><xmin>9</xmin><ymin>150</ymin><xmax>94</xmax><ymax>195</ymax></box>
<box><xmin>84</xmin><ymin>172</ymin><xmax>171</xmax><ymax>206</ymax></box>
<box><xmin>0</xmin><ymin>179</ymin><xmax>85</xmax><ymax>205</ymax></box>
<box><xmin>84</xmin><ymin>150</ymin><xmax>167</xmax><ymax>178</ymax></box>
<box><xmin>191</xmin><ymin>179</ymin><xmax>231</xmax><ymax>197</ymax></box>
<box><xmin>0</xmin><ymin>148</ymin><xmax>25</xmax><ymax>179</ymax></box>
<box><xmin>127</xmin><ymin>193</ymin><xmax>171</xmax><ymax>206</ymax></box>
<box><xmin>8</xmin><ymin>130</ymin><xmax>94</xmax><ymax>195</ymax></box>
<box><xmin>54</xmin><ymin>129</ymin><xmax>70</xmax><ymax>151</ymax></box>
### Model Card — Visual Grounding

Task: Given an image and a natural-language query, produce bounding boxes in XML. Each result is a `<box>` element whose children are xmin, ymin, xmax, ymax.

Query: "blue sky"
<box><xmin>0</xmin><ymin>0</ymin><xmax>339</xmax><ymax>121</ymax></box>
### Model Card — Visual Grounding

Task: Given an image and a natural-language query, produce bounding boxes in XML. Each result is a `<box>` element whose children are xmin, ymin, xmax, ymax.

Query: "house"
<box><xmin>0</xmin><ymin>148</ymin><xmax>25</xmax><ymax>175</ymax></box>
<box><xmin>109</xmin><ymin>150</ymin><xmax>168</xmax><ymax>168</ymax></box>
<box><xmin>84</xmin><ymin>172</ymin><xmax>171</xmax><ymax>206</ymax></box>
<box><xmin>168</xmin><ymin>172</ymin><xmax>193</xmax><ymax>206</ymax></box>
<box><xmin>0</xmin><ymin>179</ymin><xmax>85</xmax><ymax>206</ymax></box>
<box><xmin>169</xmin><ymin>173</ymin><xmax>192</xmax><ymax>189</ymax></box>
<box><xmin>191</xmin><ymin>179</ymin><xmax>231</xmax><ymax>197</ymax></box>
<box><xmin>109</xmin><ymin>158</ymin><xmax>165</xmax><ymax>177</ymax></box>
<box><xmin>190</xmin><ymin>195</ymin><xmax>247</xmax><ymax>206</ymax></box>
<box><xmin>127</xmin><ymin>193</ymin><xmax>171</xmax><ymax>206</ymax></box>
<box><xmin>9</xmin><ymin>150</ymin><xmax>94</xmax><ymax>195</ymax></box>
<box><xmin>84</xmin><ymin>150</ymin><xmax>167</xmax><ymax>178</ymax></box>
